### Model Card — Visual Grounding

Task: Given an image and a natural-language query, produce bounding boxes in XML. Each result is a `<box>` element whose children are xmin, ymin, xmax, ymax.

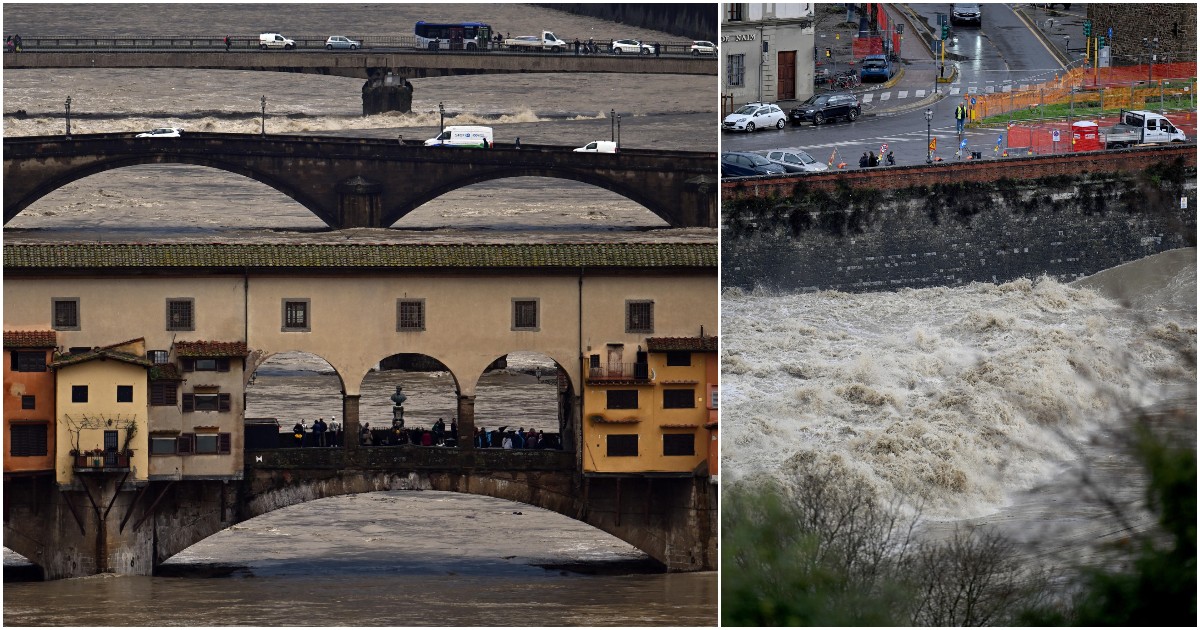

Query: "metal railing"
<box><xmin>587</xmin><ymin>362</ymin><xmax>650</xmax><ymax>381</ymax></box>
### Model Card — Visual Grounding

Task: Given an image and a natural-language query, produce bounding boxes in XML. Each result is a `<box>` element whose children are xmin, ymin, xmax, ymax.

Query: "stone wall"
<box><xmin>723</xmin><ymin>159</ymin><xmax>1196</xmax><ymax>292</ymax></box>
<box><xmin>1088</xmin><ymin>4</ymin><xmax>1196</xmax><ymax>63</ymax></box>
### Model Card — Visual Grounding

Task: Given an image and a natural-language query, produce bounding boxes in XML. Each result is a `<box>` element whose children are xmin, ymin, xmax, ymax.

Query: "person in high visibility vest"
<box><xmin>955</xmin><ymin>103</ymin><xmax>966</xmax><ymax>134</ymax></box>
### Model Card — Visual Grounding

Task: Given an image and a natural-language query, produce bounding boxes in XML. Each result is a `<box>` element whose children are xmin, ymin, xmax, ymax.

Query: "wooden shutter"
<box><xmin>177</xmin><ymin>433</ymin><xmax>195</xmax><ymax>454</ymax></box>
<box><xmin>182</xmin><ymin>393</ymin><xmax>195</xmax><ymax>412</ymax></box>
<box><xmin>218</xmin><ymin>393</ymin><xmax>231</xmax><ymax>412</ymax></box>
<box><xmin>217</xmin><ymin>358</ymin><xmax>230</xmax><ymax>372</ymax></box>
<box><xmin>218</xmin><ymin>433</ymin><xmax>232</xmax><ymax>454</ymax></box>
<box><xmin>181</xmin><ymin>358</ymin><xmax>195</xmax><ymax>372</ymax></box>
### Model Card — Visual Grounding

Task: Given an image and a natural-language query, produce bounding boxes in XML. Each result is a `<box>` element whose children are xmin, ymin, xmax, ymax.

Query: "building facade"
<box><xmin>722</xmin><ymin>2</ymin><xmax>816</xmax><ymax>107</ymax></box>
<box><xmin>4</xmin><ymin>330</ymin><xmax>58</xmax><ymax>475</ymax></box>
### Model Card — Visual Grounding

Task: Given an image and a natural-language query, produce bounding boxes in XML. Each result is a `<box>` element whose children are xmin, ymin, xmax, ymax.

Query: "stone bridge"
<box><xmin>3</xmin><ymin>133</ymin><xmax>718</xmax><ymax>228</ymax></box>
<box><xmin>3</xmin><ymin>447</ymin><xmax>716</xmax><ymax>580</ymax></box>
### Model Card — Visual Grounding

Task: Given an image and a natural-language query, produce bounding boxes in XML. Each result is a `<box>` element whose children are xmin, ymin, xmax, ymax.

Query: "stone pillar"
<box><xmin>336</xmin><ymin>176</ymin><xmax>382</xmax><ymax>228</ymax></box>
<box><xmin>361</xmin><ymin>71</ymin><xmax>414</xmax><ymax>115</ymax></box>
<box><xmin>456</xmin><ymin>394</ymin><xmax>476</xmax><ymax>450</ymax></box>
<box><xmin>680</xmin><ymin>174</ymin><xmax>718</xmax><ymax>227</ymax></box>
<box><xmin>342</xmin><ymin>394</ymin><xmax>360</xmax><ymax>451</ymax></box>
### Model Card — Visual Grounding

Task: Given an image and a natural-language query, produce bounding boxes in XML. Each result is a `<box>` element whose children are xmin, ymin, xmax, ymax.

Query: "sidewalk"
<box><xmin>781</xmin><ymin>3</ymin><xmax>946</xmax><ymax>118</ymax></box>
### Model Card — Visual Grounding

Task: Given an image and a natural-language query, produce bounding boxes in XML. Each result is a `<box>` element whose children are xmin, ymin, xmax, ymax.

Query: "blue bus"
<box><xmin>414</xmin><ymin>21</ymin><xmax>492</xmax><ymax>51</ymax></box>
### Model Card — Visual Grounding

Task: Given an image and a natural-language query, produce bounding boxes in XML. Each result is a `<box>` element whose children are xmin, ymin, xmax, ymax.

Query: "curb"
<box><xmin>1011</xmin><ymin>5</ymin><xmax>1071</xmax><ymax>68</ymax></box>
<box><xmin>864</xmin><ymin>89</ymin><xmax>946</xmax><ymax>118</ymax></box>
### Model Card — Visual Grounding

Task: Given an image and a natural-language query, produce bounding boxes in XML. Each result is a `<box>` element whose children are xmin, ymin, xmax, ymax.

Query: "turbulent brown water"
<box><xmin>2</xmin><ymin>3</ymin><xmax>718</xmax><ymax>625</ymax></box>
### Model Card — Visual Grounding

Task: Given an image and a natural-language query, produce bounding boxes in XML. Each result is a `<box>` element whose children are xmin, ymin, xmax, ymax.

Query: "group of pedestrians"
<box><xmin>361</xmin><ymin>417</ymin><xmax>459</xmax><ymax>447</ymax></box>
<box><xmin>291</xmin><ymin>418</ymin><xmax>340</xmax><ymax>447</ymax></box>
<box><xmin>5</xmin><ymin>34</ymin><xmax>22</xmax><ymax>52</ymax></box>
<box><xmin>858</xmin><ymin>150</ymin><xmax>895</xmax><ymax>168</ymax></box>
<box><xmin>474</xmin><ymin>426</ymin><xmax>558</xmax><ymax>450</ymax></box>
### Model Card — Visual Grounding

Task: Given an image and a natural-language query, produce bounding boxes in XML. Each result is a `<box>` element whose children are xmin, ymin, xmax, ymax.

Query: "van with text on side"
<box><xmin>425</xmin><ymin>125</ymin><xmax>493</xmax><ymax>148</ymax></box>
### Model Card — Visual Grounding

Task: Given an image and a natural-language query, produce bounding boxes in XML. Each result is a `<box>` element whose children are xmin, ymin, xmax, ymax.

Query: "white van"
<box><xmin>259</xmin><ymin>33</ymin><xmax>296</xmax><ymax>50</ymax></box>
<box><xmin>573</xmin><ymin>140</ymin><xmax>618</xmax><ymax>153</ymax></box>
<box><xmin>425</xmin><ymin>125</ymin><xmax>494</xmax><ymax>148</ymax></box>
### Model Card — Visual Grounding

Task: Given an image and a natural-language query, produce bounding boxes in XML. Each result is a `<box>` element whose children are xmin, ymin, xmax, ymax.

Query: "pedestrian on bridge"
<box><xmin>293</xmin><ymin>420</ymin><xmax>306</xmax><ymax>447</ymax></box>
<box><xmin>314</xmin><ymin>417</ymin><xmax>328</xmax><ymax>447</ymax></box>
<box><xmin>224</xmin><ymin>35</ymin><xmax>231</xmax><ymax>52</ymax></box>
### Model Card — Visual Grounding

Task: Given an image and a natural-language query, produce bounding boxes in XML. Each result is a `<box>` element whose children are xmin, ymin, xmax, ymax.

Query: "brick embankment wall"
<box><xmin>722</xmin><ymin>157</ymin><xmax>1196</xmax><ymax>292</ymax></box>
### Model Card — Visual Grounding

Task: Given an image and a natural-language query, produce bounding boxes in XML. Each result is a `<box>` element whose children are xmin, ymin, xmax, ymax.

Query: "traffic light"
<box><xmin>941</xmin><ymin>24</ymin><xmax>949</xmax><ymax>40</ymax></box>
<box><xmin>825</xmin><ymin>47</ymin><xmax>831</xmax><ymax>58</ymax></box>
<box><xmin>1098</xmin><ymin>35</ymin><xmax>1105</xmax><ymax>48</ymax></box>
<box><xmin>1084</xmin><ymin>20</ymin><xmax>1092</xmax><ymax>37</ymax></box>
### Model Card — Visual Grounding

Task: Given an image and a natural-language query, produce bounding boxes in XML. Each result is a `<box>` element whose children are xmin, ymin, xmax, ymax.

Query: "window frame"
<box><xmin>281</xmin><ymin>298</ymin><xmax>311</xmax><ymax>332</ymax></box>
<box><xmin>663</xmin><ymin>388</ymin><xmax>696</xmax><ymax>409</ymax></box>
<box><xmin>52</xmin><ymin>297</ymin><xmax>81</xmax><ymax>331</ymax></box>
<box><xmin>9</xmin><ymin>422</ymin><xmax>49</xmax><ymax>457</ymax></box>
<box><xmin>606</xmin><ymin>389</ymin><xmax>639</xmax><ymax>410</ymax></box>
<box><xmin>625</xmin><ymin>300</ymin><xmax>654</xmax><ymax>334</ymax></box>
<box><xmin>396</xmin><ymin>298</ymin><xmax>426</xmax><ymax>332</ymax></box>
<box><xmin>116</xmin><ymin>385</ymin><xmax>134</xmax><ymax>403</ymax></box>
<box><xmin>511</xmin><ymin>298</ymin><xmax>540</xmax><ymax>332</ymax></box>
<box><xmin>663</xmin><ymin>433</ymin><xmax>696</xmax><ymax>457</ymax></box>
<box><xmin>727</xmin><ymin>53</ymin><xmax>746</xmax><ymax>87</ymax></box>
<box><xmin>665</xmin><ymin>351</ymin><xmax>692</xmax><ymax>367</ymax></box>
<box><xmin>165</xmin><ymin>297</ymin><xmax>195</xmax><ymax>331</ymax></box>
<box><xmin>150</xmin><ymin>436</ymin><xmax>178</xmax><ymax>455</ymax></box>
<box><xmin>726</xmin><ymin>3</ymin><xmax>744</xmax><ymax>21</ymax></box>
<box><xmin>71</xmin><ymin>384</ymin><xmax>89</xmax><ymax>403</ymax></box>
<box><xmin>21</xmin><ymin>394</ymin><xmax>36</xmax><ymax>410</ymax></box>
<box><xmin>11</xmin><ymin>350</ymin><xmax>48</xmax><ymax>373</ymax></box>
<box><xmin>606</xmin><ymin>434</ymin><xmax>639</xmax><ymax>457</ymax></box>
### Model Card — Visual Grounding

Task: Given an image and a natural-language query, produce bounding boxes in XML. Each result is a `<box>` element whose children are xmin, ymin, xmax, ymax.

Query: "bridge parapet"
<box><xmin>247</xmin><ymin>446</ymin><xmax>574</xmax><ymax>472</ymax></box>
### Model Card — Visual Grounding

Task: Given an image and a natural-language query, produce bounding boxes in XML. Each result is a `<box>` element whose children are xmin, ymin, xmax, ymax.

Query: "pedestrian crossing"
<box><xmin>857</xmin><ymin>83</ymin><xmax>1042</xmax><ymax>103</ymax></box>
<box><xmin>771</xmin><ymin>128</ymin><xmax>1012</xmax><ymax>157</ymax></box>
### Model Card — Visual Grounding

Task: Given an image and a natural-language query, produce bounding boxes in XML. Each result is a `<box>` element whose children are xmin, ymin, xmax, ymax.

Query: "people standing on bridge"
<box><xmin>502</xmin><ymin>432</ymin><xmax>513</xmax><ymax>449</ymax></box>
<box><xmin>5</xmin><ymin>36</ymin><xmax>13</xmax><ymax>53</ymax></box>
<box><xmin>313</xmin><ymin>417</ymin><xmax>327</xmax><ymax>447</ymax></box>
<box><xmin>654</xmin><ymin>42</ymin><xmax>660</xmax><ymax>57</ymax></box>
<box><xmin>526</xmin><ymin>430</ymin><xmax>539</xmax><ymax>449</ymax></box>
<box><xmin>432</xmin><ymin>418</ymin><xmax>446</xmax><ymax>445</ymax></box>
<box><xmin>574</xmin><ymin>38</ymin><xmax>580</xmax><ymax>55</ymax></box>
<box><xmin>514</xmin><ymin>137</ymin><xmax>521</xmax><ymax>149</ymax></box>
<box><xmin>886</xmin><ymin>150</ymin><xmax>895</xmax><ymax>166</ymax></box>
<box><xmin>420</xmin><ymin>429</ymin><xmax>433</xmax><ymax>447</ymax></box>
<box><xmin>293</xmin><ymin>420</ymin><xmax>306</xmax><ymax>447</ymax></box>
<box><xmin>859</xmin><ymin>152</ymin><xmax>869</xmax><ymax>168</ymax></box>
<box><xmin>224</xmin><ymin>35</ymin><xmax>231</xmax><ymax>52</ymax></box>
<box><xmin>13</xmin><ymin>34</ymin><xmax>21</xmax><ymax>53</ymax></box>
<box><xmin>450</xmin><ymin>419</ymin><xmax>458</xmax><ymax>442</ymax></box>
<box><xmin>329</xmin><ymin>418</ymin><xmax>340</xmax><ymax>447</ymax></box>
<box><xmin>955</xmin><ymin>102</ymin><xmax>967</xmax><ymax>134</ymax></box>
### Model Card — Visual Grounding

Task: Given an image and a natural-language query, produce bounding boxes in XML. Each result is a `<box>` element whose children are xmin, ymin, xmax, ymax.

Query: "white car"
<box><xmin>611</xmin><ymin>39</ymin><xmax>652</xmax><ymax>55</ymax></box>
<box><xmin>259</xmin><ymin>33</ymin><xmax>295</xmax><ymax>50</ymax></box>
<box><xmin>765</xmin><ymin>149</ymin><xmax>829</xmax><ymax>173</ymax></box>
<box><xmin>722</xmin><ymin>103</ymin><xmax>786</xmax><ymax>132</ymax></box>
<box><xmin>690</xmin><ymin>40</ymin><xmax>716</xmax><ymax>56</ymax></box>
<box><xmin>325</xmin><ymin>35</ymin><xmax>360</xmax><ymax>50</ymax></box>
<box><xmin>136</xmin><ymin>127</ymin><xmax>183</xmax><ymax>138</ymax></box>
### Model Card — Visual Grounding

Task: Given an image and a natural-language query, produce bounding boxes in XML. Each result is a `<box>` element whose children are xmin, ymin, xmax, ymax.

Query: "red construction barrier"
<box><xmin>1001</xmin><ymin>111</ymin><xmax>1197</xmax><ymax>155</ymax></box>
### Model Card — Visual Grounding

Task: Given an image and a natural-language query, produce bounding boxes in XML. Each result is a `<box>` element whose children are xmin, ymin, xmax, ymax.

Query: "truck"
<box><xmin>425</xmin><ymin>125</ymin><xmax>493</xmax><ymax>148</ymax></box>
<box><xmin>504</xmin><ymin>31</ymin><xmax>567</xmax><ymax>52</ymax></box>
<box><xmin>259</xmin><ymin>33</ymin><xmax>296</xmax><ymax>50</ymax></box>
<box><xmin>1103</xmin><ymin>110</ymin><xmax>1187</xmax><ymax>148</ymax></box>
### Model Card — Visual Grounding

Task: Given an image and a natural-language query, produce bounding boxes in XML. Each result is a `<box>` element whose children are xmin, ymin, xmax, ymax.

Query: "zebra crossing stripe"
<box><xmin>880</xmin><ymin>92</ymin><xmax>891</xmax><ymax>101</ymax></box>
<box><xmin>950</xmin><ymin>87</ymin><xmax>961</xmax><ymax>95</ymax></box>
<box><xmin>915</xmin><ymin>89</ymin><xmax>926</xmax><ymax>98</ymax></box>
<box><xmin>862</xmin><ymin>93</ymin><xmax>874</xmax><ymax>103</ymax></box>
<box><xmin>898</xmin><ymin>90</ymin><xmax>909</xmax><ymax>99</ymax></box>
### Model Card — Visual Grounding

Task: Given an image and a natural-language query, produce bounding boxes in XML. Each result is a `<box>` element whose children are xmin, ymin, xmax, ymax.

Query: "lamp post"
<box><xmin>925</xmin><ymin>108</ymin><xmax>933</xmax><ymax>164</ymax></box>
<box><xmin>616</xmin><ymin>113</ymin><xmax>621</xmax><ymax>149</ymax></box>
<box><xmin>610</xmin><ymin>108</ymin><xmax>615</xmax><ymax>142</ymax></box>
<box><xmin>260</xmin><ymin>95</ymin><xmax>266</xmax><ymax>135</ymax></box>
<box><xmin>1143</xmin><ymin>37</ymin><xmax>1159</xmax><ymax>82</ymax></box>
<box><xmin>438</xmin><ymin>101</ymin><xmax>445</xmax><ymax>135</ymax></box>
<box><xmin>64</xmin><ymin>96</ymin><xmax>71</xmax><ymax>137</ymax></box>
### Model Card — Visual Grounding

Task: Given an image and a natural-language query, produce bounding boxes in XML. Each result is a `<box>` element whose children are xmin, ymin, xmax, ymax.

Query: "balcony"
<box><xmin>587</xmin><ymin>362</ymin><xmax>652</xmax><ymax>383</ymax></box>
<box><xmin>73</xmin><ymin>450</ymin><xmax>131</xmax><ymax>472</ymax></box>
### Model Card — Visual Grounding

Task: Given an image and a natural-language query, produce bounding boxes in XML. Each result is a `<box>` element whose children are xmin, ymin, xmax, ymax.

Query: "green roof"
<box><xmin>4</xmin><ymin>243</ymin><xmax>717</xmax><ymax>270</ymax></box>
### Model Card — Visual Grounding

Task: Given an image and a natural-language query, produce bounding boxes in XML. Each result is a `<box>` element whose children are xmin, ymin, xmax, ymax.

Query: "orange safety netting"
<box><xmin>996</xmin><ymin>111</ymin><xmax>1197</xmax><ymax>155</ymax></box>
<box><xmin>968</xmin><ymin>63</ymin><xmax>1196</xmax><ymax>120</ymax></box>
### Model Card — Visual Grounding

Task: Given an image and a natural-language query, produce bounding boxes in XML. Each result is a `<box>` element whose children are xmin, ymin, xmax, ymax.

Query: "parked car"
<box><xmin>721</xmin><ymin>152</ymin><xmax>787</xmax><ymax>177</ymax></box>
<box><xmin>135</xmin><ymin>127</ymin><xmax>183</xmax><ymax>138</ymax></box>
<box><xmin>611</xmin><ymin>39</ymin><xmax>652</xmax><ymax>55</ymax></box>
<box><xmin>690</xmin><ymin>40</ymin><xmax>716</xmax><ymax>56</ymax></box>
<box><xmin>790</xmin><ymin>93</ymin><xmax>861</xmax><ymax>126</ymax></box>
<box><xmin>259</xmin><ymin>33</ymin><xmax>296</xmax><ymax>50</ymax></box>
<box><xmin>859</xmin><ymin>54</ymin><xmax>894</xmax><ymax>82</ymax></box>
<box><xmin>765</xmin><ymin>149</ymin><xmax>828</xmax><ymax>173</ymax></box>
<box><xmin>325</xmin><ymin>35</ymin><xmax>361</xmax><ymax>50</ymax></box>
<box><xmin>951</xmin><ymin>3</ymin><xmax>982</xmax><ymax>26</ymax></box>
<box><xmin>723</xmin><ymin>103</ymin><xmax>787</xmax><ymax>132</ymax></box>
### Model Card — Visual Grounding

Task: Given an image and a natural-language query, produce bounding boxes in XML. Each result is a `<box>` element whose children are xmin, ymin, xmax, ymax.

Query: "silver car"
<box><xmin>325</xmin><ymin>35</ymin><xmax>361</xmax><ymax>50</ymax></box>
<box><xmin>765</xmin><ymin>149</ymin><xmax>828</xmax><ymax>173</ymax></box>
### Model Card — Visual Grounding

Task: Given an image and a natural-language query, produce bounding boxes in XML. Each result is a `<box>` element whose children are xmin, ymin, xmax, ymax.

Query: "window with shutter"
<box><xmin>606</xmin><ymin>434</ymin><xmax>638</xmax><ymax>457</ymax></box>
<box><xmin>177</xmin><ymin>433</ymin><xmax>195</xmax><ymax>454</ymax></box>
<box><xmin>512</xmin><ymin>299</ymin><xmax>539</xmax><ymax>331</ymax></box>
<box><xmin>182</xmin><ymin>393</ymin><xmax>195</xmax><ymax>412</ymax></box>
<box><xmin>218</xmin><ymin>433</ymin><xmax>232</xmax><ymax>454</ymax></box>
<box><xmin>10</xmin><ymin>423</ymin><xmax>48</xmax><ymax>457</ymax></box>
<box><xmin>217</xmin><ymin>358</ymin><xmax>231</xmax><ymax>372</ymax></box>
<box><xmin>218</xmin><ymin>393</ymin><xmax>232</xmax><ymax>412</ymax></box>
<box><xmin>663</xmin><ymin>389</ymin><xmax>696</xmax><ymax>409</ymax></box>
<box><xmin>12</xmin><ymin>351</ymin><xmax>47</xmax><ymax>372</ymax></box>
<box><xmin>181</xmin><ymin>358</ymin><xmax>195</xmax><ymax>372</ymax></box>
<box><xmin>150</xmin><ymin>381</ymin><xmax>177</xmax><ymax>406</ymax></box>
<box><xmin>606</xmin><ymin>390</ymin><xmax>638</xmax><ymax>409</ymax></box>
<box><xmin>663</xmin><ymin>433</ymin><xmax>695</xmax><ymax>456</ymax></box>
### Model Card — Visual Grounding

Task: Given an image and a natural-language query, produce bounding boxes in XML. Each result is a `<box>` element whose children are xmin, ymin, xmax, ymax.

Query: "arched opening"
<box><xmin>358</xmin><ymin>353</ymin><xmax>461</xmax><ymax>447</ymax></box>
<box><xmin>245</xmin><ymin>351</ymin><xmax>344</xmax><ymax>448</ymax></box>
<box><xmin>472</xmin><ymin>351</ymin><xmax>572</xmax><ymax>450</ymax></box>
<box><xmin>397</xmin><ymin>177</ymin><xmax>670</xmax><ymax>231</ymax></box>
<box><xmin>6</xmin><ymin>164</ymin><xmax>326</xmax><ymax>238</ymax></box>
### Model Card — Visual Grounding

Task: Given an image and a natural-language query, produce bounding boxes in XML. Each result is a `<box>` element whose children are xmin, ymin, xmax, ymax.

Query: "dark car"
<box><xmin>721</xmin><ymin>152</ymin><xmax>787</xmax><ymax>178</ymax></box>
<box><xmin>790</xmin><ymin>93</ymin><xmax>861</xmax><ymax>126</ymax></box>
<box><xmin>951</xmin><ymin>3</ymin><xmax>981</xmax><ymax>26</ymax></box>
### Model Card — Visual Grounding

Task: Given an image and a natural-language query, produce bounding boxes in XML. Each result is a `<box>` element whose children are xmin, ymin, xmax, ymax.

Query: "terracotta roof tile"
<box><xmin>51</xmin><ymin>348</ymin><xmax>153</xmax><ymax>369</ymax></box>
<box><xmin>4</xmin><ymin>330</ymin><xmax>57</xmax><ymax>348</ymax></box>
<box><xmin>175</xmin><ymin>341</ymin><xmax>249</xmax><ymax>358</ymax></box>
<box><xmin>4</xmin><ymin>243</ymin><xmax>717</xmax><ymax>270</ymax></box>
<box><xmin>646</xmin><ymin>336</ymin><xmax>718</xmax><ymax>352</ymax></box>
<box><xmin>659</xmin><ymin>423</ymin><xmax>700</xmax><ymax>429</ymax></box>
<box><xmin>149</xmin><ymin>363</ymin><xmax>183</xmax><ymax>381</ymax></box>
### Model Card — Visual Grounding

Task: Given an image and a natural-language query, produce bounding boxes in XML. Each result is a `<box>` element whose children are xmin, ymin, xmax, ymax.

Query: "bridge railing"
<box><xmin>9</xmin><ymin>36</ymin><xmax>704</xmax><ymax>56</ymax></box>
<box><xmin>247</xmin><ymin>443</ymin><xmax>575</xmax><ymax>472</ymax></box>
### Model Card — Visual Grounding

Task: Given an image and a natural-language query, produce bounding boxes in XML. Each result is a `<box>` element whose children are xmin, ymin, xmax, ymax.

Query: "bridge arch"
<box><xmin>356</xmin><ymin>352</ymin><xmax>463</xmax><ymax>442</ymax></box>
<box><xmin>471</xmin><ymin>350</ymin><xmax>576</xmax><ymax>448</ymax></box>
<box><xmin>7</xmin><ymin>155</ymin><xmax>335</xmax><ymax>226</ymax></box>
<box><xmin>385</xmin><ymin>167</ymin><xmax>675</xmax><ymax>228</ymax></box>
<box><xmin>245</xmin><ymin>351</ymin><xmax>348</xmax><ymax>432</ymax></box>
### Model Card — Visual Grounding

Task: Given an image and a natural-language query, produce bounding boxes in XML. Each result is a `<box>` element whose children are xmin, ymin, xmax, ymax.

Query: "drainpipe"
<box><xmin>243</xmin><ymin>268</ymin><xmax>249</xmax><ymax>412</ymax></box>
<box><xmin>576</xmin><ymin>267</ymin><xmax>584</xmax><ymax>470</ymax></box>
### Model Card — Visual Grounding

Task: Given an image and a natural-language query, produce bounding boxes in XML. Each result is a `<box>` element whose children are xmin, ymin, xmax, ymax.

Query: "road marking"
<box><xmin>898</xmin><ymin>90</ymin><xmax>909</xmax><ymax>99</ymax></box>
<box><xmin>880</xmin><ymin>92</ymin><xmax>891</xmax><ymax>101</ymax></box>
<box><xmin>915</xmin><ymin>89</ymin><xmax>926</xmax><ymax>98</ymax></box>
<box><xmin>950</xmin><ymin>87</ymin><xmax>961</xmax><ymax>95</ymax></box>
<box><xmin>862</xmin><ymin>93</ymin><xmax>874</xmax><ymax>103</ymax></box>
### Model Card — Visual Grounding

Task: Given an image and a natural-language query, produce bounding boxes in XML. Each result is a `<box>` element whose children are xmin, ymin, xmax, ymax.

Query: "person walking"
<box><xmin>574</xmin><ymin>38</ymin><xmax>580</xmax><ymax>55</ymax></box>
<box><xmin>224</xmin><ymin>35</ymin><xmax>231</xmax><ymax>52</ymax></box>
<box><xmin>955</xmin><ymin>102</ymin><xmax>966</xmax><ymax>134</ymax></box>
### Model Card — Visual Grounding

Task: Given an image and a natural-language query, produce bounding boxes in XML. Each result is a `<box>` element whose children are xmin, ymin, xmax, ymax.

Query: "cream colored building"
<box><xmin>722</xmin><ymin>3</ymin><xmax>816</xmax><ymax>106</ymax></box>
<box><xmin>5</xmin><ymin>243</ymin><xmax>718</xmax><ymax>464</ymax></box>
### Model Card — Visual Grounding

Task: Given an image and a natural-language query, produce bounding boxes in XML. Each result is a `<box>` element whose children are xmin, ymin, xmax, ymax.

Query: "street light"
<box><xmin>260</xmin><ymin>95</ymin><xmax>266</xmax><ymax>135</ymax></box>
<box><xmin>610</xmin><ymin>108</ymin><xmax>615</xmax><ymax>142</ymax></box>
<box><xmin>439</xmin><ymin>101</ymin><xmax>445</xmax><ymax>135</ymax></box>
<box><xmin>1143</xmin><ymin>37</ymin><xmax>1159</xmax><ymax>82</ymax></box>
<box><xmin>616</xmin><ymin>113</ymin><xmax>621</xmax><ymax>149</ymax></box>
<box><xmin>925</xmin><ymin>108</ymin><xmax>933</xmax><ymax>164</ymax></box>
<box><xmin>64</xmin><ymin>96</ymin><xmax>71</xmax><ymax>137</ymax></box>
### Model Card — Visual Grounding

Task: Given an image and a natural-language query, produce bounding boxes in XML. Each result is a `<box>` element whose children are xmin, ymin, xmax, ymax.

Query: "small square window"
<box><xmin>666</xmin><ymin>351</ymin><xmax>691</xmax><ymax>367</ymax></box>
<box><xmin>663</xmin><ymin>389</ymin><xmax>696</xmax><ymax>409</ymax></box>
<box><xmin>10</xmin><ymin>423</ymin><xmax>48</xmax><ymax>457</ymax></box>
<box><xmin>626</xmin><ymin>300</ymin><xmax>654</xmax><ymax>334</ymax></box>
<box><xmin>148</xmin><ymin>350</ymin><xmax>170</xmax><ymax>364</ymax></box>
<box><xmin>166</xmin><ymin>298</ymin><xmax>195</xmax><ymax>331</ymax></box>
<box><xmin>71</xmin><ymin>385</ymin><xmax>88</xmax><ymax>403</ymax></box>
<box><xmin>21</xmin><ymin>395</ymin><xmax>35</xmax><ymax>410</ymax></box>
<box><xmin>52</xmin><ymin>298</ymin><xmax>80</xmax><ymax>331</ymax></box>
<box><xmin>606</xmin><ymin>390</ymin><xmax>638</xmax><ymax>409</ymax></box>
<box><xmin>282</xmin><ymin>299</ymin><xmax>311</xmax><ymax>332</ymax></box>
<box><xmin>663</xmin><ymin>433</ymin><xmax>695</xmax><ymax>457</ymax></box>
<box><xmin>606</xmin><ymin>434</ymin><xmax>639</xmax><ymax>457</ymax></box>
<box><xmin>397</xmin><ymin>299</ymin><xmax>426</xmax><ymax>331</ymax></box>
<box><xmin>512</xmin><ymin>299</ymin><xmax>539</xmax><ymax>331</ymax></box>
<box><xmin>116</xmin><ymin>385</ymin><xmax>134</xmax><ymax>403</ymax></box>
